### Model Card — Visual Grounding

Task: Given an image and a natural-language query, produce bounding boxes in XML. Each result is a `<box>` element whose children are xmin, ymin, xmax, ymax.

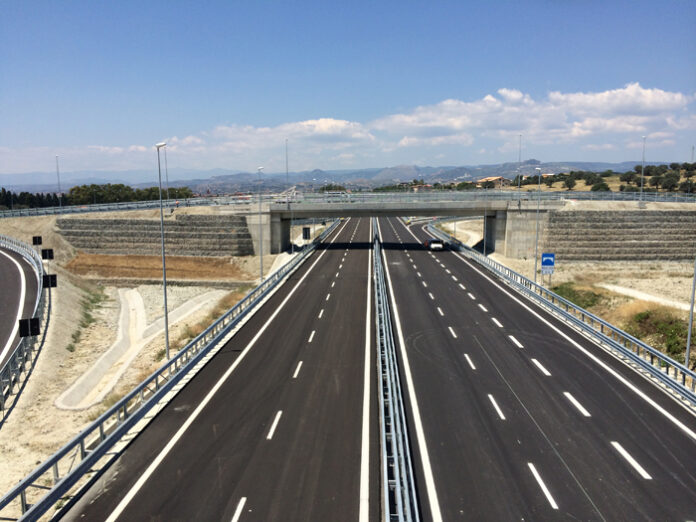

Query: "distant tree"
<box><xmin>481</xmin><ymin>181</ymin><xmax>495</xmax><ymax>189</ymax></box>
<box><xmin>620</xmin><ymin>171</ymin><xmax>636</xmax><ymax>184</ymax></box>
<box><xmin>634</xmin><ymin>165</ymin><xmax>643</xmax><ymax>174</ymax></box>
<box><xmin>591</xmin><ymin>181</ymin><xmax>610</xmax><ymax>192</ymax></box>
<box><xmin>564</xmin><ymin>178</ymin><xmax>576</xmax><ymax>190</ymax></box>
<box><xmin>456</xmin><ymin>182</ymin><xmax>475</xmax><ymax>191</ymax></box>
<box><xmin>679</xmin><ymin>180</ymin><xmax>695</xmax><ymax>194</ymax></box>
<box><xmin>661</xmin><ymin>176</ymin><xmax>678</xmax><ymax>191</ymax></box>
<box><xmin>649</xmin><ymin>175</ymin><xmax>663</xmax><ymax>188</ymax></box>
<box><xmin>670</xmin><ymin>162</ymin><xmax>682</xmax><ymax>171</ymax></box>
<box><xmin>584</xmin><ymin>173</ymin><xmax>600</xmax><ymax>186</ymax></box>
<box><xmin>684</xmin><ymin>170</ymin><xmax>695</xmax><ymax>180</ymax></box>
<box><xmin>544</xmin><ymin>177</ymin><xmax>554</xmax><ymax>187</ymax></box>
<box><xmin>622</xmin><ymin>185</ymin><xmax>640</xmax><ymax>192</ymax></box>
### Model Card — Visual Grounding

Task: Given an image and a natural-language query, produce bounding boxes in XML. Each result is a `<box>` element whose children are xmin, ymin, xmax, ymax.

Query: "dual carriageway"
<box><xmin>1</xmin><ymin>215</ymin><xmax>696</xmax><ymax>520</ymax></box>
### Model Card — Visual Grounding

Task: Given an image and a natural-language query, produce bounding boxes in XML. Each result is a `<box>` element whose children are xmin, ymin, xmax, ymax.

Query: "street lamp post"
<box><xmin>640</xmin><ymin>136</ymin><xmax>646</xmax><ymax>201</ymax></box>
<box><xmin>258</xmin><ymin>166</ymin><xmax>264</xmax><ymax>282</ymax></box>
<box><xmin>686</xmin><ymin>251</ymin><xmax>696</xmax><ymax>373</ymax></box>
<box><xmin>286</xmin><ymin>139</ymin><xmax>294</xmax><ymax>254</ymax></box>
<box><xmin>155</xmin><ymin>142</ymin><xmax>171</xmax><ymax>361</ymax></box>
<box><xmin>517</xmin><ymin>134</ymin><xmax>522</xmax><ymax>203</ymax></box>
<box><xmin>533</xmin><ymin>167</ymin><xmax>542</xmax><ymax>284</ymax></box>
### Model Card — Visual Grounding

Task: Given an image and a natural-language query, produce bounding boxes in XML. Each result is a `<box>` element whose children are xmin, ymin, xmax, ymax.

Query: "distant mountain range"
<box><xmin>0</xmin><ymin>160</ymin><xmax>660</xmax><ymax>193</ymax></box>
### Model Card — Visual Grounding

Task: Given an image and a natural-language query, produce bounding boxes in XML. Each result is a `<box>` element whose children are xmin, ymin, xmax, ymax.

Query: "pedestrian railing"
<box><xmin>0</xmin><ymin>235</ymin><xmax>47</xmax><ymax>424</ymax></box>
<box><xmin>0</xmin><ymin>220</ymin><xmax>340</xmax><ymax>521</ymax></box>
<box><xmin>427</xmin><ymin>222</ymin><xmax>696</xmax><ymax>408</ymax></box>
<box><xmin>373</xmin><ymin>218</ymin><xmax>420</xmax><ymax>522</ymax></box>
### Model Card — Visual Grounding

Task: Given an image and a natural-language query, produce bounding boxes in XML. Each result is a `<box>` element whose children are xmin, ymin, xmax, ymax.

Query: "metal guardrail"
<box><xmin>0</xmin><ymin>235</ymin><xmax>47</xmax><ymax>423</ymax></box>
<box><xmin>0</xmin><ymin>219</ymin><xmax>340</xmax><ymax>521</ymax></box>
<box><xmin>426</xmin><ymin>222</ymin><xmax>696</xmax><ymax>407</ymax></box>
<box><xmin>373</xmin><ymin>218</ymin><xmax>420</xmax><ymax>522</ymax></box>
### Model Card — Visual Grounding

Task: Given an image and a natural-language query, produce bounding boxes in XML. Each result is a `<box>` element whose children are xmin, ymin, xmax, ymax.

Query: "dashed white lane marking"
<box><xmin>478</xmin><ymin>304</ymin><xmax>488</xmax><ymax>312</ymax></box>
<box><xmin>448</xmin><ymin>326</ymin><xmax>457</xmax><ymax>339</ymax></box>
<box><xmin>339</xmin><ymin>264</ymin><xmax>343</xmax><ymax>269</ymax></box>
<box><xmin>292</xmin><ymin>361</ymin><xmax>303</xmax><ymax>379</ymax></box>
<box><xmin>528</xmin><ymin>463</ymin><xmax>559</xmax><ymax>509</ymax></box>
<box><xmin>428</xmin><ymin>292</ymin><xmax>434</xmax><ymax>300</ymax></box>
<box><xmin>491</xmin><ymin>318</ymin><xmax>503</xmax><ymax>328</ymax></box>
<box><xmin>445</xmin><ymin>269</ymin><xmax>451</xmax><ymax>274</ymax></box>
<box><xmin>326</xmin><ymin>293</ymin><xmax>331</xmax><ymax>301</ymax></box>
<box><xmin>467</xmin><ymin>293</ymin><xmax>476</xmax><ymax>300</ymax></box>
<box><xmin>488</xmin><ymin>394</ymin><xmax>506</xmax><ymax>420</ymax></box>
<box><xmin>417</xmin><ymin>272</ymin><xmax>422</xmax><ymax>278</ymax></box>
<box><xmin>531</xmin><ymin>358</ymin><xmax>552</xmax><ymax>376</ymax></box>
<box><xmin>563</xmin><ymin>392</ymin><xmax>591</xmax><ymax>417</ymax></box>
<box><xmin>308</xmin><ymin>330</ymin><xmax>316</xmax><ymax>343</ymax></box>
<box><xmin>318</xmin><ymin>309</ymin><xmax>324</xmax><ymax>319</ymax></box>
<box><xmin>422</xmin><ymin>281</ymin><xmax>428</xmax><ymax>288</ymax></box>
<box><xmin>464</xmin><ymin>354</ymin><xmax>476</xmax><ymax>370</ymax></box>
<box><xmin>451</xmin><ymin>276</ymin><xmax>458</xmax><ymax>282</ymax></box>
<box><xmin>509</xmin><ymin>335</ymin><xmax>524</xmax><ymax>348</ymax></box>
<box><xmin>458</xmin><ymin>283</ymin><xmax>466</xmax><ymax>290</ymax></box>
<box><xmin>331</xmin><ymin>281</ymin><xmax>335</xmax><ymax>288</ymax></box>
<box><xmin>611</xmin><ymin>442</ymin><xmax>652</xmax><ymax>479</ymax></box>
<box><xmin>336</xmin><ymin>272</ymin><xmax>340</xmax><ymax>278</ymax></box>
<box><xmin>413</xmin><ymin>264</ymin><xmax>417</xmax><ymax>269</ymax></box>
<box><xmin>231</xmin><ymin>497</ymin><xmax>247</xmax><ymax>522</ymax></box>
<box><xmin>266</xmin><ymin>411</ymin><xmax>283</xmax><ymax>440</ymax></box>
<box><xmin>437</xmin><ymin>307</ymin><xmax>444</xmax><ymax>316</ymax></box>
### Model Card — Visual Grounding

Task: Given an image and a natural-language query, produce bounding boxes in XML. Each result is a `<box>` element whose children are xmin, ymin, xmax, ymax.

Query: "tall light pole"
<box><xmin>163</xmin><ymin>146</ymin><xmax>171</xmax><ymax>204</ymax></box>
<box><xmin>533</xmin><ymin>166</ymin><xmax>542</xmax><ymax>284</ymax></box>
<box><xmin>640</xmin><ymin>136</ymin><xmax>646</xmax><ymax>201</ymax></box>
<box><xmin>686</xmin><ymin>251</ymin><xmax>696</xmax><ymax>372</ymax></box>
<box><xmin>517</xmin><ymin>134</ymin><xmax>522</xmax><ymax>202</ymax></box>
<box><xmin>155</xmin><ymin>142</ymin><xmax>171</xmax><ymax>360</ymax></box>
<box><xmin>286</xmin><ymin>139</ymin><xmax>294</xmax><ymax>254</ymax></box>
<box><xmin>257</xmin><ymin>166</ymin><xmax>264</xmax><ymax>282</ymax></box>
<box><xmin>55</xmin><ymin>156</ymin><xmax>62</xmax><ymax>208</ymax></box>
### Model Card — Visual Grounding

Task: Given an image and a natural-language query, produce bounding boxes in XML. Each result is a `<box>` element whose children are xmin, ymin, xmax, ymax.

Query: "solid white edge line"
<box><xmin>508</xmin><ymin>335</ymin><xmax>524</xmax><ymax>348</ymax></box>
<box><xmin>452</xmin><ymin>250</ymin><xmax>696</xmax><ymax>442</ymax></box>
<box><xmin>563</xmin><ymin>392</ymin><xmax>591</xmax><ymax>417</ymax></box>
<box><xmin>266</xmin><ymin>410</ymin><xmax>283</xmax><ymax>440</ymax></box>
<box><xmin>0</xmin><ymin>249</ymin><xmax>27</xmax><ymax>363</ymax></box>
<box><xmin>491</xmin><ymin>317</ymin><xmax>503</xmax><ymax>328</ymax></box>
<box><xmin>487</xmin><ymin>394</ymin><xmax>506</xmax><ymax>420</ymax></box>
<box><xmin>292</xmin><ymin>361</ymin><xmax>303</xmax><ymax>379</ymax></box>
<box><xmin>359</xmin><ymin>218</ymin><xmax>372</xmax><ymax>522</ymax></box>
<box><xmin>528</xmin><ymin>463</ymin><xmax>559</xmax><ymax>509</ymax></box>
<box><xmin>464</xmin><ymin>353</ymin><xmax>476</xmax><ymax>370</ymax></box>
<box><xmin>230</xmin><ymin>496</ymin><xmax>247</xmax><ymax>522</ymax></box>
<box><xmin>448</xmin><ymin>326</ymin><xmax>457</xmax><ymax>339</ymax></box>
<box><xmin>531</xmin><ymin>358</ymin><xmax>552</xmax><ymax>376</ymax></box>
<box><xmin>378</xmin><ymin>218</ymin><xmax>443</xmax><ymax>522</ymax></box>
<box><xmin>105</xmin><ymin>218</ymin><xmax>351</xmax><ymax>522</ymax></box>
<box><xmin>308</xmin><ymin>330</ymin><xmax>315</xmax><ymax>343</ymax></box>
<box><xmin>478</xmin><ymin>304</ymin><xmax>488</xmax><ymax>312</ymax></box>
<box><xmin>611</xmin><ymin>441</ymin><xmax>652</xmax><ymax>479</ymax></box>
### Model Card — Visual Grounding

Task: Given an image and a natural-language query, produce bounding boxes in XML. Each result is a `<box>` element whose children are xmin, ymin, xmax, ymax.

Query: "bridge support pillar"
<box><xmin>503</xmin><ymin>207</ymin><xmax>550</xmax><ymax>259</ymax></box>
<box><xmin>270</xmin><ymin>214</ymin><xmax>291</xmax><ymax>254</ymax></box>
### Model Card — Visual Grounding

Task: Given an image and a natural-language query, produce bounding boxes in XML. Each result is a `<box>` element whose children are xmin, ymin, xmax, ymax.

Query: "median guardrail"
<box><xmin>0</xmin><ymin>235</ymin><xmax>47</xmax><ymax>424</ymax></box>
<box><xmin>0</xmin><ymin>219</ymin><xmax>340</xmax><ymax>521</ymax></box>
<box><xmin>427</xmin><ymin>222</ymin><xmax>696</xmax><ymax>408</ymax></box>
<box><xmin>373</xmin><ymin>218</ymin><xmax>420</xmax><ymax>522</ymax></box>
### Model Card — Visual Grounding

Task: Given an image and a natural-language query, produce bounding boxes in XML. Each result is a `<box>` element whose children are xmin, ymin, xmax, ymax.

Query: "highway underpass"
<box><xmin>38</xmin><ymin>216</ymin><xmax>696</xmax><ymax>520</ymax></box>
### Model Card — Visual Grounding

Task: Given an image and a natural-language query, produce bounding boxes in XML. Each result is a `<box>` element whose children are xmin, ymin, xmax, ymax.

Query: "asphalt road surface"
<box><xmin>0</xmin><ymin>246</ymin><xmax>40</xmax><ymax>369</ymax></box>
<box><xmin>377</xmin><ymin>216</ymin><xmax>696</xmax><ymax>521</ymax></box>
<box><xmin>66</xmin><ymin>217</ymin><xmax>379</xmax><ymax>522</ymax></box>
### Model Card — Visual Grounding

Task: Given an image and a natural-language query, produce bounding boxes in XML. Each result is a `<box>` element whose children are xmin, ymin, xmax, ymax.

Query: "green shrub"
<box><xmin>551</xmin><ymin>282</ymin><xmax>601</xmax><ymax>310</ymax></box>
<box><xmin>625</xmin><ymin>308</ymin><xmax>690</xmax><ymax>362</ymax></box>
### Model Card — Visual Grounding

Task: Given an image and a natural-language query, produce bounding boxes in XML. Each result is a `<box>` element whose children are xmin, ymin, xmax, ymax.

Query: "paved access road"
<box><xmin>66</xmin><ymin>217</ymin><xmax>379</xmax><ymax>522</ymax></box>
<box><xmin>377</xmin><ymin>216</ymin><xmax>696</xmax><ymax>521</ymax></box>
<box><xmin>0</xmin><ymin>246</ymin><xmax>40</xmax><ymax>368</ymax></box>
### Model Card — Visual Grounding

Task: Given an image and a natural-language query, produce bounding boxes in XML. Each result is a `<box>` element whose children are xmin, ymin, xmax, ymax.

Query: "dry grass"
<box><xmin>65</xmin><ymin>253</ymin><xmax>252</xmax><ymax>280</ymax></box>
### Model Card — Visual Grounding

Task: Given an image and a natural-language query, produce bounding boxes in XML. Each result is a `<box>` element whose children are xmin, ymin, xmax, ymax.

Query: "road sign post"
<box><xmin>541</xmin><ymin>253</ymin><xmax>555</xmax><ymax>286</ymax></box>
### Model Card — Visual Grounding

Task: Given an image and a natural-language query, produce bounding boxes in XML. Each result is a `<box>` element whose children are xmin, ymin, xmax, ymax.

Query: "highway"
<box><xmin>0</xmin><ymin>246</ymin><xmax>39</xmax><ymax>369</ymax></box>
<box><xmin>65</xmin><ymin>217</ymin><xmax>379</xmax><ymax>521</ymax></box>
<box><xmin>377</xmin><ymin>216</ymin><xmax>696</xmax><ymax>520</ymax></box>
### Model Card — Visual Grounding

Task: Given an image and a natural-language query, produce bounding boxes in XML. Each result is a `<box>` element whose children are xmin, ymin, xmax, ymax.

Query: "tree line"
<box><xmin>0</xmin><ymin>183</ymin><xmax>194</xmax><ymax>210</ymax></box>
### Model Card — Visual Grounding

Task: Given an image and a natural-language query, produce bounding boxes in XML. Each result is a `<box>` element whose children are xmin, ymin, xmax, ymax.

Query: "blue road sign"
<box><xmin>541</xmin><ymin>253</ymin><xmax>555</xmax><ymax>267</ymax></box>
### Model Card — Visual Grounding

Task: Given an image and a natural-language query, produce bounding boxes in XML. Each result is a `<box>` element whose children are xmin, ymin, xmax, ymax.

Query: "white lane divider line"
<box><xmin>331</xmin><ymin>281</ymin><xmax>335</xmax><ymax>288</ymax></box>
<box><xmin>563</xmin><ymin>392</ymin><xmax>591</xmax><ymax>417</ymax></box>
<box><xmin>437</xmin><ymin>307</ymin><xmax>444</xmax><ymax>316</ymax></box>
<box><xmin>308</xmin><ymin>330</ymin><xmax>316</xmax><ymax>343</ymax></box>
<box><xmin>478</xmin><ymin>304</ymin><xmax>488</xmax><ymax>312</ymax></box>
<box><xmin>412</xmin><ymin>264</ymin><xmax>417</xmax><ymax>269</ymax></box>
<box><xmin>488</xmin><ymin>394</ymin><xmax>506</xmax><ymax>420</ymax></box>
<box><xmin>336</xmin><ymin>272</ymin><xmax>340</xmax><ymax>278</ymax></box>
<box><xmin>422</xmin><ymin>281</ymin><xmax>428</xmax><ymax>288</ymax></box>
<box><xmin>231</xmin><ymin>497</ymin><xmax>247</xmax><ymax>522</ymax></box>
<box><xmin>458</xmin><ymin>283</ymin><xmax>466</xmax><ymax>290</ymax></box>
<box><xmin>531</xmin><ymin>358</ymin><xmax>552</xmax><ymax>376</ymax></box>
<box><xmin>491</xmin><ymin>318</ymin><xmax>503</xmax><ymax>328</ymax></box>
<box><xmin>428</xmin><ymin>292</ymin><xmax>435</xmax><ymax>300</ymax></box>
<box><xmin>445</xmin><ymin>269</ymin><xmax>451</xmax><ymax>274</ymax></box>
<box><xmin>417</xmin><ymin>272</ymin><xmax>422</xmax><ymax>278</ymax></box>
<box><xmin>292</xmin><ymin>361</ymin><xmax>303</xmax><ymax>379</ymax></box>
<box><xmin>611</xmin><ymin>442</ymin><xmax>652</xmax><ymax>479</ymax></box>
<box><xmin>339</xmin><ymin>264</ymin><xmax>343</xmax><ymax>269</ymax></box>
<box><xmin>509</xmin><ymin>335</ymin><xmax>524</xmax><ymax>348</ymax></box>
<box><xmin>528</xmin><ymin>463</ymin><xmax>559</xmax><ymax>509</ymax></box>
<box><xmin>266</xmin><ymin>411</ymin><xmax>283</xmax><ymax>440</ymax></box>
<box><xmin>318</xmin><ymin>309</ymin><xmax>324</xmax><ymax>319</ymax></box>
<box><xmin>450</xmin><ymin>276</ymin><xmax>457</xmax><ymax>282</ymax></box>
<box><xmin>448</xmin><ymin>326</ymin><xmax>457</xmax><ymax>339</ymax></box>
<box><xmin>326</xmin><ymin>293</ymin><xmax>331</xmax><ymax>301</ymax></box>
<box><xmin>467</xmin><ymin>292</ymin><xmax>476</xmax><ymax>300</ymax></box>
<box><xmin>464</xmin><ymin>354</ymin><xmax>476</xmax><ymax>370</ymax></box>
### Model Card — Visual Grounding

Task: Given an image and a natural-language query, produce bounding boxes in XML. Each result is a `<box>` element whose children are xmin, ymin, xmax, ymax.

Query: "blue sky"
<box><xmin>1</xmin><ymin>0</ymin><xmax>694</xmax><ymax>176</ymax></box>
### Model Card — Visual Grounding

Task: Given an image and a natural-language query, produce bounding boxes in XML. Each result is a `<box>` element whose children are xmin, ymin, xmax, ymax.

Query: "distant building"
<box><xmin>476</xmin><ymin>176</ymin><xmax>511</xmax><ymax>188</ymax></box>
<box><xmin>411</xmin><ymin>184</ymin><xmax>433</xmax><ymax>192</ymax></box>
